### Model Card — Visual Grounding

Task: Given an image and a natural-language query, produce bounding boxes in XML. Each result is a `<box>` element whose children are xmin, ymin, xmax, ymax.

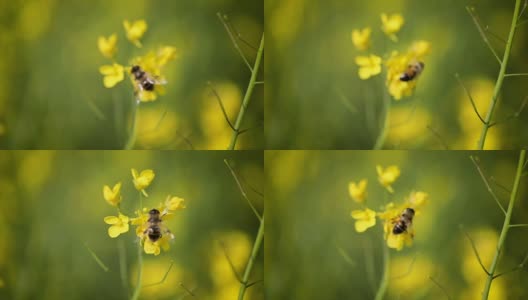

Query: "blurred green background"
<box><xmin>265</xmin><ymin>150</ymin><xmax>528</xmax><ymax>299</ymax></box>
<box><xmin>0</xmin><ymin>150</ymin><xmax>263</xmax><ymax>300</ymax></box>
<box><xmin>265</xmin><ymin>0</ymin><xmax>528</xmax><ymax>149</ymax></box>
<box><xmin>0</xmin><ymin>0</ymin><xmax>263</xmax><ymax>149</ymax></box>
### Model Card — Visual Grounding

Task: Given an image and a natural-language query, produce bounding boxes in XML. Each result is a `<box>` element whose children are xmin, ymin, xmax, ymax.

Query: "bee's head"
<box><xmin>404</xmin><ymin>208</ymin><xmax>415</xmax><ymax>216</ymax></box>
<box><xmin>131</xmin><ymin>65</ymin><xmax>140</xmax><ymax>73</ymax></box>
<box><xmin>149</xmin><ymin>208</ymin><xmax>160</xmax><ymax>215</ymax></box>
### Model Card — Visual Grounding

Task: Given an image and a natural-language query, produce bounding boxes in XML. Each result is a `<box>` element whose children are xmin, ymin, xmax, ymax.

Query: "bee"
<box><xmin>399</xmin><ymin>61</ymin><xmax>425</xmax><ymax>82</ymax></box>
<box><xmin>130</xmin><ymin>65</ymin><xmax>166</xmax><ymax>101</ymax></box>
<box><xmin>143</xmin><ymin>208</ymin><xmax>174</xmax><ymax>242</ymax></box>
<box><xmin>392</xmin><ymin>208</ymin><xmax>415</xmax><ymax>235</ymax></box>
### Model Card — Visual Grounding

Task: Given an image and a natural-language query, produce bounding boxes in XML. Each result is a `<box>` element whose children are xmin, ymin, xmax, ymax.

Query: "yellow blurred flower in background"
<box><xmin>99</xmin><ymin>63</ymin><xmax>124</xmax><ymax>88</ymax></box>
<box><xmin>348</xmin><ymin>179</ymin><xmax>368</xmax><ymax>203</ymax></box>
<box><xmin>124</xmin><ymin>19</ymin><xmax>147</xmax><ymax>47</ymax></box>
<box><xmin>103</xmin><ymin>182</ymin><xmax>122</xmax><ymax>207</ymax></box>
<box><xmin>407</xmin><ymin>191</ymin><xmax>428</xmax><ymax>209</ymax></box>
<box><xmin>104</xmin><ymin>213</ymin><xmax>129</xmax><ymax>238</ymax></box>
<box><xmin>381</xmin><ymin>13</ymin><xmax>404</xmax><ymax>41</ymax></box>
<box><xmin>376</xmin><ymin>165</ymin><xmax>400</xmax><ymax>193</ymax></box>
<box><xmin>351</xmin><ymin>27</ymin><xmax>371</xmax><ymax>51</ymax></box>
<box><xmin>351</xmin><ymin>208</ymin><xmax>376</xmax><ymax>232</ymax></box>
<box><xmin>98</xmin><ymin>33</ymin><xmax>117</xmax><ymax>59</ymax></box>
<box><xmin>131</xmin><ymin>168</ymin><xmax>155</xmax><ymax>196</ymax></box>
<box><xmin>355</xmin><ymin>54</ymin><xmax>381</xmax><ymax>80</ymax></box>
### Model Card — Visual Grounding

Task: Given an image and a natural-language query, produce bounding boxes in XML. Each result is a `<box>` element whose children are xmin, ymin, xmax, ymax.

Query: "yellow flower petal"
<box><xmin>97</xmin><ymin>33</ymin><xmax>117</xmax><ymax>58</ymax></box>
<box><xmin>131</xmin><ymin>168</ymin><xmax>155</xmax><ymax>195</ymax></box>
<box><xmin>376</xmin><ymin>165</ymin><xmax>400</xmax><ymax>193</ymax></box>
<box><xmin>356</xmin><ymin>55</ymin><xmax>382</xmax><ymax>80</ymax></box>
<box><xmin>103</xmin><ymin>182</ymin><xmax>122</xmax><ymax>207</ymax></box>
<box><xmin>144</xmin><ymin>239</ymin><xmax>160</xmax><ymax>255</ymax></box>
<box><xmin>165</xmin><ymin>196</ymin><xmax>186</xmax><ymax>211</ymax></box>
<box><xmin>351</xmin><ymin>27</ymin><xmax>371</xmax><ymax>51</ymax></box>
<box><xmin>381</xmin><ymin>13</ymin><xmax>404</xmax><ymax>41</ymax></box>
<box><xmin>104</xmin><ymin>216</ymin><xmax>118</xmax><ymax>224</ymax></box>
<box><xmin>99</xmin><ymin>63</ymin><xmax>124</xmax><ymax>88</ymax></box>
<box><xmin>348</xmin><ymin>179</ymin><xmax>368</xmax><ymax>203</ymax></box>
<box><xmin>124</xmin><ymin>19</ymin><xmax>147</xmax><ymax>47</ymax></box>
<box><xmin>351</xmin><ymin>208</ymin><xmax>376</xmax><ymax>233</ymax></box>
<box><xmin>387</xmin><ymin>233</ymin><xmax>405</xmax><ymax>250</ymax></box>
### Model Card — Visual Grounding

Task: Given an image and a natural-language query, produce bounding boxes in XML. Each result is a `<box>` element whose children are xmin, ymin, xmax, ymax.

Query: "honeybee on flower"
<box><xmin>348</xmin><ymin>165</ymin><xmax>428</xmax><ymax>251</ymax></box>
<box><xmin>351</xmin><ymin>13</ymin><xmax>431</xmax><ymax>100</ymax></box>
<box><xmin>97</xmin><ymin>19</ymin><xmax>178</xmax><ymax>103</ymax></box>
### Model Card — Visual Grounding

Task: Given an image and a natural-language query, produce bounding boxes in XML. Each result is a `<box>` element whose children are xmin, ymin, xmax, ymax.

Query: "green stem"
<box><xmin>238</xmin><ymin>217</ymin><xmax>264</xmax><ymax>300</ymax></box>
<box><xmin>374</xmin><ymin>241</ymin><xmax>390</xmax><ymax>300</ymax></box>
<box><xmin>481</xmin><ymin>149</ymin><xmax>526</xmax><ymax>300</ymax></box>
<box><xmin>228</xmin><ymin>34</ymin><xmax>264</xmax><ymax>150</ymax></box>
<box><xmin>130</xmin><ymin>241</ymin><xmax>143</xmax><ymax>300</ymax></box>
<box><xmin>124</xmin><ymin>101</ymin><xmax>139</xmax><ymax>150</ymax></box>
<box><xmin>373</xmin><ymin>88</ymin><xmax>391</xmax><ymax>150</ymax></box>
<box><xmin>477</xmin><ymin>0</ymin><xmax>522</xmax><ymax>149</ymax></box>
<box><xmin>131</xmin><ymin>192</ymin><xmax>144</xmax><ymax>300</ymax></box>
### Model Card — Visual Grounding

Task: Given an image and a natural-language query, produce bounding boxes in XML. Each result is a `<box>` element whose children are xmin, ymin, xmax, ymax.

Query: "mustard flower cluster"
<box><xmin>351</xmin><ymin>13</ymin><xmax>431</xmax><ymax>100</ymax></box>
<box><xmin>102</xmin><ymin>168</ymin><xmax>186</xmax><ymax>255</ymax></box>
<box><xmin>348</xmin><ymin>165</ymin><xmax>428</xmax><ymax>250</ymax></box>
<box><xmin>97</xmin><ymin>19</ymin><xmax>178</xmax><ymax>102</ymax></box>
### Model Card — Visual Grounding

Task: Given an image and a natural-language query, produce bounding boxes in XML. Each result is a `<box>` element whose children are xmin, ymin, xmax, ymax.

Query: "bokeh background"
<box><xmin>0</xmin><ymin>0</ymin><xmax>263</xmax><ymax>149</ymax></box>
<box><xmin>265</xmin><ymin>0</ymin><xmax>528</xmax><ymax>149</ymax></box>
<box><xmin>265</xmin><ymin>150</ymin><xmax>528</xmax><ymax>299</ymax></box>
<box><xmin>0</xmin><ymin>151</ymin><xmax>264</xmax><ymax>300</ymax></box>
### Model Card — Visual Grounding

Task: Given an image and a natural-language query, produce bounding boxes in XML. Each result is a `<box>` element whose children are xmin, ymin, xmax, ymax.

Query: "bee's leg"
<box><xmin>134</xmin><ymin>83</ymin><xmax>144</xmax><ymax>104</ymax></box>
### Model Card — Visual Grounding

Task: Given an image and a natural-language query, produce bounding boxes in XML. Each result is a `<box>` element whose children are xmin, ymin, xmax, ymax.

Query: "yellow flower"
<box><xmin>378</xmin><ymin>203</ymin><xmax>414</xmax><ymax>251</ymax></box>
<box><xmin>104</xmin><ymin>213</ymin><xmax>129</xmax><ymax>238</ymax></box>
<box><xmin>351</xmin><ymin>208</ymin><xmax>376</xmax><ymax>232</ymax></box>
<box><xmin>407</xmin><ymin>191</ymin><xmax>428</xmax><ymax>209</ymax></box>
<box><xmin>165</xmin><ymin>195</ymin><xmax>186</xmax><ymax>211</ymax></box>
<box><xmin>131</xmin><ymin>168</ymin><xmax>155</xmax><ymax>196</ymax></box>
<box><xmin>97</xmin><ymin>33</ymin><xmax>117</xmax><ymax>58</ymax></box>
<box><xmin>376</xmin><ymin>165</ymin><xmax>400</xmax><ymax>193</ymax></box>
<box><xmin>381</xmin><ymin>13</ymin><xmax>404</xmax><ymax>42</ymax></box>
<box><xmin>143</xmin><ymin>234</ymin><xmax>171</xmax><ymax>256</ymax></box>
<box><xmin>103</xmin><ymin>182</ymin><xmax>122</xmax><ymax>207</ymax></box>
<box><xmin>131</xmin><ymin>209</ymin><xmax>149</xmax><ymax>237</ymax></box>
<box><xmin>99</xmin><ymin>63</ymin><xmax>124</xmax><ymax>88</ymax></box>
<box><xmin>129</xmin><ymin>46</ymin><xmax>176</xmax><ymax>102</ymax></box>
<box><xmin>123</xmin><ymin>19</ymin><xmax>147</xmax><ymax>47</ymax></box>
<box><xmin>351</xmin><ymin>27</ymin><xmax>371</xmax><ymax>51</ymax></box>
<box><xmin>157</xmin><ymin>46</ymin><xmax>178</xmax><ymax>67</ymax></box>
<box><xmin>409</xmin><ymin>40</ymin><xmax>431</xmax><ymax>58</ymax></box>
<box><xmin>348</xmin><ymin>179</ymin><xmax>368</xmax><ymax>203</ymax></box>
<box><xmin>355</xmin><ymin>54</ymin><xmax>382</xmax><ymax>80</ymax></box>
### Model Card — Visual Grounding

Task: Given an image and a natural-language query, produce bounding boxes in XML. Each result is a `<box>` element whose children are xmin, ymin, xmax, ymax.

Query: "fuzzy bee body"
<box><xmin>144</xmin><ymin>208</ymin><xmax>173</xmax><ymax>242</ymax></box>
<box><xmin>392</xmin><ymin>208</ymin><xmax>415</xmax><ymax>235</ymax></box>
<box><xmin>400</xmin><ymin>61</ymin><xmax>425</xmax><ymax>82</ymax></box>
<box><xmin>131</xmin><ymin>65</ymin><xmax>159</xmax><ymax>91</ymax></box>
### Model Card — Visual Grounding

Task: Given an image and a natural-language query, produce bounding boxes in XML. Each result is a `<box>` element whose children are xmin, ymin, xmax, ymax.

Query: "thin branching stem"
<box><xmin>504</xmin><ymin>73</ymin><xmax>528</xmax><ymax>77</ymax></box>
<box><xmin>373</xmin><ymin>88</ymin><xmax>391</xmax><ymax>150</ymax></box>
<box><xmin>510</xmin><ymin>224</ymin><xmax>528</xmax><ymax>228</ymax></box>
<box><xmin>391</xmin><ymin>254</ymin><xmax>417</xmax><ymax>280</ymax></box>
<box><xmin>461</xmin><ymin>227</ymin><xmax>490</xmax><ymax>275</ymax></box>
<box><xmin>208</xmin><ymin>82</ymin><xmax>237</xmax><ymax>132</ymax></box>
<box><xmin>217</xmin><ymin>12</ymin><xmax>253</xmax><ymax>72</ymax></box>
<box><xmin>477</xmin><ymin>0</ymin><xmax>523</xmax><ymax>149</ymax></box>
<box><xmin>143</xmin><ymin>261</ymin><xmax>174</xmax><ymax>287</ymax></box>
<box><xmin>374</xmin><ymin>242</ymin><xmax>390</xmax><ymax>300</ymax></box>
<box><xmin>467</xmin><ymin>6</ymin><xmax>502</xmax><ymax>65</ymax></box>
<box><xmin>481</xmin><ymin>149</ymin><xmax>526</xmax><ymax>300</ymax></box>
<box><xmin>429</xmin><ymin>276</ymin><xmax>452</xmax><ymax>300</ymax></box>
<box><xmin>224</xmin><ymin>159</ymin><xmax>262</xmax><ymax>221</ymax></box>
<box><xmin>118</xmin><ymin>239</ymin><xmax>129</xmax><ymax>295</ymax></box>
<box><xmin>228</xmin><ymin>34</ymin><xmax>264</xmax><ymax>150</ymax></box>
<box><xmin>219</xmin><ymin>240</ymin><xmax>243</xmax><ymax>283</ymax></box>
<box><xmin>238</xmin><ymin>217</ymin><xmax>264</xmax><ymax>300</ymax></box>
<box><xmin>426</xmin><ymin>125</ymin><xmax>450</xmax><ymax>150</ymax></box>
<box><xmin>492</xmin><ymin>250</ymin><xmax>528</xmax><ymax>279</ymax></box>
<box><xmin>455</xmin><ymin>73</ymin><xmax>487</xmax><ymax>125</ymax></box>
<box><xmin>84</xmin><ymin>242</ymin><xmax>110</xmax><ymax>272</ymax></box>
<box><xmin>470</xmin><ymin>156</ymin><xmax>507</xmax><ymax>215</ymax></box>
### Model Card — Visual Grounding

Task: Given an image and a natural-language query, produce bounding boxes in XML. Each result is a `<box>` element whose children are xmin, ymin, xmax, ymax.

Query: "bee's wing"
<box><xmin>153</xmin><ymin>77</ymin><xmax>167</xmax><ymax>85</ymax></box>
<box><xmin>159</xmin><ymin>223</ymin><xmax>175</xmax><ymax>240</ymax></box>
